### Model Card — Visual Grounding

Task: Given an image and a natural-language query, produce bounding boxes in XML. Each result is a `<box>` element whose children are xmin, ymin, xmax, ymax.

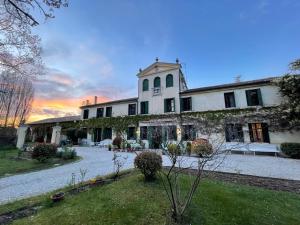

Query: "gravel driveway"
<box><xmin>0</xmin><ymin>147</ymin><xmax>300</xmax><ymax>205</ymax></box>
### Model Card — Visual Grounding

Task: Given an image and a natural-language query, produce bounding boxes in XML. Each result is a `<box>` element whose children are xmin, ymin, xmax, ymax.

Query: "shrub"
<box><xmin>281</xmin><ymin>143</ymin><xmax>300</xmax><ymax>159</ymax></box>
<box><xmin>112</xmin><ymin>136</ymin><xmax>122</xmax><ymax>149</ymax></box>
<box><xmin>58</xmin><ymin>147</ymin><xmax>77</xmax><ymax>160</ymax></box>
<box><xmin>134</xmin><ymin>151</ymin><xmax>162</xmax><ymax>181</ymax></box>
<box><xmin>192</xmin><ymin>139</ymin><xmax>213</xmax><ymax>157</ymax></box>
<box><xmin>186</xmin><ymin>142</ymin><xmax>192</xmax><ymax>156</ymax></box>
<box><xmin>32</xmin><ymin>143</ymin><xmax>57</xmax><ymax>162</ymax></box>
<box><xmin>167</xmin><ymin>144</ymin><xmax>181</xmax><ymax>156</ymax></box>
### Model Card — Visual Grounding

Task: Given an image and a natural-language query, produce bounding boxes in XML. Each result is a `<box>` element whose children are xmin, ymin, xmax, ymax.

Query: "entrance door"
<box><xmin>248</xmin><ymin>123</ymin><xmax>270</xmax><ymax>143</ymax></box>
<box><xmin>94</xmin><ymin>128</ymin><xmax>102</xmax><ymax>142</ymax></box>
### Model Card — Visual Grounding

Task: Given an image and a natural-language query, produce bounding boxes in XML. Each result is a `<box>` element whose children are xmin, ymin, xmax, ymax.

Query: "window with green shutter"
<box><xmin>141</xmin><ymin>101</ymin><xmax>149</xmax><ymax>114</ymax></box>
<box><xmin>166</xmin><ymin>74</ymin><xmax>173</xmax><ymax>88</ymax></box>
<box><xmin>142</xmin><ymin>79</ymin><xmax>149</xmax><ymax>91</ymax></box>
<box><xmin>154</xmin><ymin>77</ymin><xmax>161</xmax><ymax>88</ymax></box>
<box><xmin>246</xmin><ymin>89</ymin><xmax>263</xmax><ymax>106</ymax></box>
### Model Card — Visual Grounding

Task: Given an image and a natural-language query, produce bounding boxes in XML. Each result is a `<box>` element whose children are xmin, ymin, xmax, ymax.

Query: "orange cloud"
<box><xmin>28</xmin><ymin>95</ymin><xmax>111</xmax><ymax>123</ymax></box>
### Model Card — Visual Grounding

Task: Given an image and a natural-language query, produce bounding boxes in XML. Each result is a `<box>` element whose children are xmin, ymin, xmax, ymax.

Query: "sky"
<box><xmin>28</xmin><ymin>0</ymin><xmax>300</xmax><ymax>122</ymax></box>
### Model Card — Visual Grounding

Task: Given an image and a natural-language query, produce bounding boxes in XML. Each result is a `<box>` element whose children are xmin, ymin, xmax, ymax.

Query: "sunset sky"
<box><xmin>28</xmin><ymin>0</ymin><xmax>300</xmax><ymax>122</ymax></box>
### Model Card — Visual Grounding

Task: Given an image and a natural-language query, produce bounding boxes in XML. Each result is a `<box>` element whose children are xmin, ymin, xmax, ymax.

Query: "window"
<box><xmin>154</xmin><ymin>77</ymin><xmax>161</xmax><ymax>88</ymax></box>
<box><xmin>142</xmin><ymin>79</ymin><xmax>149</xmax><ymax>91</ymax></box>
<box><xmin>166</xmin><ymin>74</ymin><xmax>173</xmax><ymax>88</ymax></box>
<box><xmin>106</xmin><ymin>107</ymin><xmax>112</xmax><ymax>117</ymax></box>
<box><xmin>103</xmin><ymin>127</ymin><xmax>112</xmax><ymax>139</ymax></box>
<box><xmin>246</xmin><ymin>89</ymin><xmax>263</xmax><ymax>106</ymax></box>
<box><xmin>248</xmin><ymin>123</ymin><xmax>270</xmax><ymax>143</ymax></box>
<box><xmin>181</xmin><ymin>97</ymin><xmax>192</xmax><ymax>111</ymax></box>
<box><xmin>83</xmin><ymin>109</ymin><xmax>89</xmax><ymax>119</ymax></box>
<box><xmin>140</xmin><ymin>126</ymin><xmax>148</xmax><ymax>140</ymax></box>
<box><xmin>167</xmin><ymin>126</ymin><xmax>177</xmax><ymax>140</ymax></box>
<box><xmin>182</xmin><ymin>125</ymin><xmax>196</xmax><ymax>141</ymax></box>
<box><xmin>93</xmin><ymin>128</ymin><xmax>102</xmax><ymax>142</ymax></box>
<box><xmin>96</xmin><ymin>108</ymin><xmax>104</xmax><ymax>118</ymax></box>
<box><xmin>128</xmin><ymin>104</ymin><xmax>136</xmax><ymax>115</ymax></box>
<box><xmin>224</xmin><ymin>92</ymin><xmax>236</xmax><ymax>108</ymax></box>
<box><xmin>164</xmin><ymin>98</ymin><xmax>175</xmax><ymax>112</ymax></box>
<box><xmin>127</xmin><ymin>127</ymin><xmax>136</xmax><ymax>140</ymax></box>
<box><xmin>225</xmin><ymin>124</ymin><xmax>244</xmax><ymax>142</ymax></box>
<box><xmin>140</xmin><ymin>101</ymin><xmax>149</xmax><ymax>114</ymax></box>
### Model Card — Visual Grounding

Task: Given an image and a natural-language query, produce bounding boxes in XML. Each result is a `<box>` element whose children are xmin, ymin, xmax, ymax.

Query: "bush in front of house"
<box><xmin>32</xmin><ymin>143</ymin><xmax>57</xmax><ymax>162</ymax></box>
<box><xmin>281</xmin><ymin>143</ymin><xmax>300</xmax><ymax>159</ymax></box>
<box><xmin>192</xmin><ymin>139</ymin><xmax>213</xmax><ymax>157</ymax></box>
<box><xmin>56</xmin><ymin>146</ymin><xmax>77</xmax><ymax>160</ymax></box>
<box><xmin>167</xmin><ymin>143</ymin><xmax>181</xmax><ymax>156</ymax></box>
<box><xmin>112</xmin><ymin>136</ymin><xmax>122</xmax><ymax>149</ymax></box>
<box><xmin>134</xmin><ymin>151</ymin><xmax>162</xmax><ymax>181</ymax></box>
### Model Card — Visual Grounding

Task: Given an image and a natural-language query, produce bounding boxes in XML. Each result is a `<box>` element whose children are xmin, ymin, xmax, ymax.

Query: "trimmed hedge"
<box><xmin>134</xmin><ymin>151</ymin><xmax>162</xmax><ymax>181</ymax></box>
<box><xmin>281</xmin><ymin>143</ymin><xmax>300</xmax><ymax>159</ymax></box>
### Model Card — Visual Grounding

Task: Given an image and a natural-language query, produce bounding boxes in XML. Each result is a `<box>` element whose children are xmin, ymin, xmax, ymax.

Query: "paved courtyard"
<box><xmin>0</xmin><ymin>147</ymin><xmax>300</xmax><ymax>204</ymax></box>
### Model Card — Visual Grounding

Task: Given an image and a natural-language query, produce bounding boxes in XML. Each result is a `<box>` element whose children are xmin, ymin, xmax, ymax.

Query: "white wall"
<box><xmin>138</xmin><ymin>68</ymin><xmax>181</xmax><ymax>115</ymax></box>
<box><xmin>269</xmin><ymin>131</ymin><xmax>300</xmax><ymax>144</ymax></box>
<box><xmin>181</xmin><ymin>84</ymin><xmax>282</xmax><ymax>112</ymax></box>
<box><xmin>81</xmin><ymin>101</ymin><xmax>137</xmax><ymax>119</ymax></box>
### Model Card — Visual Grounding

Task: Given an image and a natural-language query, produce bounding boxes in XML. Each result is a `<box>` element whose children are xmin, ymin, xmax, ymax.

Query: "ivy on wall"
<box><xmin>79</xmin><ymin>106</ymin><xmax>283</xmax><ymax>133</ymax></box>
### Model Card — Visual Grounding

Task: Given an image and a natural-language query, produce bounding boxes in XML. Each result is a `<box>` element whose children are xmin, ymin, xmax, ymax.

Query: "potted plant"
<box><xmin>51</xmin><ymin>192</ymin><xmax>65</xmax><ymax>202</ymax></box>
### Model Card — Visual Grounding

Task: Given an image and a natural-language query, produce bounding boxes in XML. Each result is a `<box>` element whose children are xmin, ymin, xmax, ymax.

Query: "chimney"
<box><xmin>176</xmin><ymin>58</ymin><xmax>179</xmax><ymax>64</ymax></box>
<box><xmin>94</xmin><ymin>96</ymin><xmax>97</xmax><ymax>104</ymax></box>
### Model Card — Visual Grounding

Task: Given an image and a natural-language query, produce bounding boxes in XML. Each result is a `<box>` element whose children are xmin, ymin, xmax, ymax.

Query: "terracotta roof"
<box><xmin>80</xmin><ymin>97</ymin><xmax>138</xmax><ymax>109</ymax></box>
<box><xmin>28</xmin><ymin>115</ymin><xmax>81</xmax><ymax>125</ymax></box>
<box><xmin>180</xmin><ymin>77</ymin><xmax>276</xmax><ymax>94</ymax></box>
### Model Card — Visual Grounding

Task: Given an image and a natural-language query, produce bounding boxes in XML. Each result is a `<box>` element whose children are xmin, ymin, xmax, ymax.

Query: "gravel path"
<box><xmin>0</xmin><ymin>147</ymin><xmax>300</xmax><ymax>205</ymax></box>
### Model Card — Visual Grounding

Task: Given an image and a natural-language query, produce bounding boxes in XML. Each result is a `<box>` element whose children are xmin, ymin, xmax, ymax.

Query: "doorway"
<box><xmin>248</xmin><ymin>123</ymin><xmax>270</xmax><ymax>143</ymax></box>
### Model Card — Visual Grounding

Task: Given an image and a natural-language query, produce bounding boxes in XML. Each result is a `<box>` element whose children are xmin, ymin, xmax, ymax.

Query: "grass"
<box><xmin>0</xmin><ymin>145</ymin><xmax>80</xmax><ymax>177</ymax></box>
<box><xmin>3</xmin><ymin>171</ymin><xmax>300</xmax><ymax>225</ymax></box>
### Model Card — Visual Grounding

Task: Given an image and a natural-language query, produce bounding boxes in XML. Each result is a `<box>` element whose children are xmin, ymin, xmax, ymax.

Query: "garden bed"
<box><xmin>0</xmin><ymin>169</ymin><xmax>299</xmax><ymax>225</ymax></box>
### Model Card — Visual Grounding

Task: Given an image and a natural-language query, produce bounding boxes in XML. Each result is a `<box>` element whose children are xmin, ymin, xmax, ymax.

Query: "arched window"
<box><xmin>166</xmin><ymin>74</ymin><xmax>173</xmax><ymax>88</ymax></box>
<box><xmin>142</xmin><ymin>79</ymin><xmax>149</xmax><ymax>91</ymax></box>
<box><xmin>154</xmin><ymin>77</ymin><xmax>161</xmax><ymax>88</ymax></box>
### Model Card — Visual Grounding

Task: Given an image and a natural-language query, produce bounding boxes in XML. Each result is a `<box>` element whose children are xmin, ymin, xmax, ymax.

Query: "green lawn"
<box><xmin>5</xmin><ymin>172</ymin><xmax>300</xmax><ymax>225</ymax></box>
<box><xmin>0</xmin><ymin>146</ymin><xmax>80</xmax><ymax>177</ymax></box>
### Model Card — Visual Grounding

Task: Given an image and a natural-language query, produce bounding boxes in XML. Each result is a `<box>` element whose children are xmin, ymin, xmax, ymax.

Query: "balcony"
<box><xmin>152</xmin><ymin>87</ymin><xmax>161</xmax><ymax>96</ymax></box>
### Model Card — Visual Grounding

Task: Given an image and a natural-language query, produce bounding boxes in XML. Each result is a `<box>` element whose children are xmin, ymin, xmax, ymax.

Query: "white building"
<box><xmin>79</xmin><ymin>59</ymin><xmax>300</xmax><ymax>149</ymax></box>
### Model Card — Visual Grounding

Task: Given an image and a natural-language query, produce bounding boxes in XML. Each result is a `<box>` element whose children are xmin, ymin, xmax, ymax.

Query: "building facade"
<box><xmin>80</xmin><ymin>60</ymin><xmax>299</xmax><ymax>149</ymax></box>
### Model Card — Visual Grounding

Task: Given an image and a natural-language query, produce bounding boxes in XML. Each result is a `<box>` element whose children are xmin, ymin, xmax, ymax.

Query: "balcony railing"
<box><xmin>152</xmin><ymin>87</ymin><xmax>161</xmax><ymax>96</ymax></box>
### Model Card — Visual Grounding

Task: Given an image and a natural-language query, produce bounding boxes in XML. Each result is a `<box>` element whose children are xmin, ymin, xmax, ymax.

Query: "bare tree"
<box><xmin>0</xmin><ymin>70</ymin><xmax>34</xmax><ymax>127</ymax></box>
<box><xmin>147</xmin><ymin>115</ymin><xmax>243</xmax><ymax>224</ymax></box>
<box><xmin>0</xmin><ymin>0</ymin><xmax>68</xmax><ymax>76</ymax></box>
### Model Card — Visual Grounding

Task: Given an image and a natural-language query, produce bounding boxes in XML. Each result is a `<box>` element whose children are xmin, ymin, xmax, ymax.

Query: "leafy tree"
<box><xmin>275</xmin><ymin>59</ymin><xmax>300</xmax><ymax>129</ymax></box>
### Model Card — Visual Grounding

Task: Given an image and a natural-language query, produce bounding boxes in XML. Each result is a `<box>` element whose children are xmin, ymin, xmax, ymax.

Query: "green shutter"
<box><xmin>164</xmin><ymin>99</ymin><xmax>167</xmax><ymax>113</ymax></box>
<box><xmin>145</xmin><ymin>101</ymin><xmax>148</xmax><ymax>114</ymax></box>
<box><xmin>257</xmin><ymin>89</ymin><xmax>263</xmax><ymax>106</ymax></box>
<box><xmin>246</xmin><ymin>90</ymin><xmax>251</xmax><ymax>106</ymax></box>
<box><xmin>190</xmin><ymin>97</ymin><xmax>192</xmax><ymax>111</ymax></box>
<box><xmin>154</xmin><ymin>77</ymin><xmax>160</xmax><ymax>88</ymax></box>
<box><xmin>143</xmin><ymin>79</ymin><xmax>149</xmax><ymax>91</ymax></box>
<box><xmin>180</xmin><ymin>98</ymin><xmax>183</xmax><ymax>112</ymax></box>
<box><xmin>173</xmin><ymin>98</ymin><xmax>175</xmax><ymax>112</ymax></box>
<box><xmin>166</xmin><ymin>74</ymin><xmax>173</xmax><ymax>88</ymax></box>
